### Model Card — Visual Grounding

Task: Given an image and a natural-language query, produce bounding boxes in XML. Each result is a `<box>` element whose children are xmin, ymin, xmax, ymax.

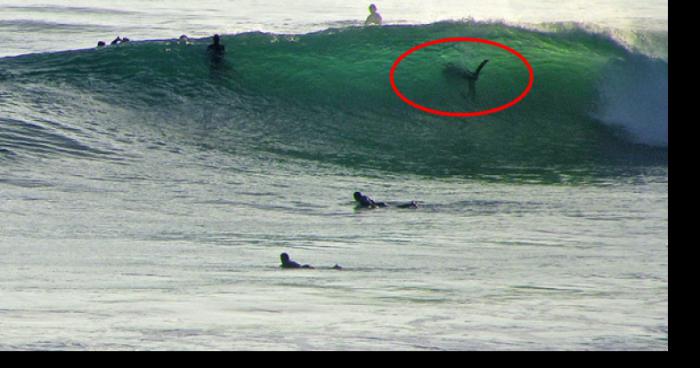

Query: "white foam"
<box><xmin>594</xmin><ymin>54</ymin><xmax>668</xmax><ymax>147</ymax></box>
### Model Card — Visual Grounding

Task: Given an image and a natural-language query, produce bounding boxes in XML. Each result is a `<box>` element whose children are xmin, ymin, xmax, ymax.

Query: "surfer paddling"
<box><xmin>280</xmin><ymin>252</ymin><xmax>313</xmax><ymax>269</ymax></box>
<box><xmin>353</xmin><ymin>192</ymin><xmax>417</xmax><ymax>209</ymax></box>
<box><xmin>444</xmin><ymin>59</ymin><xmax>489</xmax><ymax>101</ymax></box>
<box><xmin>280</xmin><ymin>253</ymin><xmax>342</xmax><ymax>270</ymax></box>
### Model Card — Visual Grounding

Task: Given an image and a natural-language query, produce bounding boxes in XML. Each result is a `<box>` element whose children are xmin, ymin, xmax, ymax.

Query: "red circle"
<box><xmin>389</xmin><ymin>37</ymin><xmax>534</xmax><ymax>117</ymax></box>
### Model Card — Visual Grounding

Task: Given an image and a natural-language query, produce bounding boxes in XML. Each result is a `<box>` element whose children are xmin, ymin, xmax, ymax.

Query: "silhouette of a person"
<box><xmin>354</xmin><ymin>191</ymin><xmax>387</xmax><ymax>208</ymax></box>
<box><xmin>365</xmin><ymin>4</ymin><xmax>383</xmax><ymax>26</ymax></box>
<box><xmin>207</xmin><ymin>34</ymin><xmax>226</xmax><ymax>65</ymax></box>
<box><xmin>280</xmin><ymin>253</ymin><xmax>314</xmax><ymax>269</ymax></box>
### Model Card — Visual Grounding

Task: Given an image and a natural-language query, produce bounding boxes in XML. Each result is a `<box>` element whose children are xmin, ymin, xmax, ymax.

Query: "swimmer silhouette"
<box><xmin>207</xmin><ymin>34</ymin><xmax>226</xmax><ymax>65</ymax></box>
<box><xmin>444</xmin><ymin>59</ymin><xmax>489</xmax><ymax>101</ymax></box>
<box><xmin>280</xmin><ymin>253</ymin><xmax>314</xmax><ymax>269</ymax></box>
<box><xmin>353</xmin><ymin>192</ymin><xmax>417</xmax><ymax>209</ymax></box>
<box><xmin>365</xmin><ymin>4</ymin><xmax>382</xmax><ymax>26</ymax></box>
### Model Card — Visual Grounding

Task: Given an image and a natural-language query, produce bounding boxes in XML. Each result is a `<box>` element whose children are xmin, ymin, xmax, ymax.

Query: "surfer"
<box><xmin>280</xmin><ymin>253</ymin><xmax>314</xmax><ymax>269</ymax></box>
<box><xmin>280</xmin><ymin>253</ymin><xmax>342</xmax><ymax>270</ymax></box>
<box><xmin>97</xmin><ymin>41</ymin><xmax>106</xmax><ymax>48</ymax></box>
<box><xmin>365</xmin><ymin>4</ymin><xmax>382</xmax><ymax>26</ymax></box>
<box><xmin>111</xmin><ymin>36</ymin><xmax>130</xmax><ymax>45</ymax></box>
<box><xmin>207</xmin><ymin>34</ymin><xmax>226</xmax><ymax>70</ymax></box>
<box><xmin>354</xmin><ymin>192</ymin><xmax>417</xmax><ymax>209</ymax></box>
<box><xmin>207</xmin><ymin>34</ymin><xmax>225</xmax><ymax>57</ymax></box>
<box><xmin>354</xmin><ymin>191</ymin><xmax>387</xmax><ymax>208</ymax></box>
<box><xmin>444</xmin><ymin>59</ymin><xmax>489</xmax><ymax>101</ymax></box>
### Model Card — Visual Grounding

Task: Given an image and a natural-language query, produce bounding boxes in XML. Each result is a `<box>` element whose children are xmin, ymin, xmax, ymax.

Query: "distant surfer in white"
<box><xmin>444</xmin><ymin>59</ymin><xmax>489</xmax><ymax>101</ymax></box>
<box><xmin>364</xmin><ymin>4</ymin><xmax>382</xmax><ymax>26</ymax></box>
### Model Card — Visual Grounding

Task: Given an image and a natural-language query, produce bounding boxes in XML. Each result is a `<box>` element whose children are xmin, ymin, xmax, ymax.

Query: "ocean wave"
<box><xmin>0</xmin><ymin>21</ymin><xmax>667</xmax><ymax>176</ymax></box>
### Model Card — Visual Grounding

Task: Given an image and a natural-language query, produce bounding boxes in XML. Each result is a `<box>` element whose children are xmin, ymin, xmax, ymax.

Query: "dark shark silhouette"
<box><xmin>444</xmin><ymin>59</ymin><xmax>489</xmax><ymax>101</ymax></box>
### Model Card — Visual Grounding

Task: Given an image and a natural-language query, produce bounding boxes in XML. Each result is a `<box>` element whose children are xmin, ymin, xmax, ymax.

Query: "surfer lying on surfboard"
<box><xmin>353</xmin><ymin>192</ymin><xmax>418</xmax><ymax>209</ymax></box>
<box><xmin>444</xmin><ymin>59</ymin><xmax>489</xmax><ymax>101</ymax></box>
<box><xmin>280</xmin><ymin>253</ymin><xmax>342</xmax><ymax>270</ymax></box>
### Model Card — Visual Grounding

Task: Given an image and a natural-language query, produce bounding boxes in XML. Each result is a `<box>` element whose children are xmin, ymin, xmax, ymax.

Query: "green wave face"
<box><xmin>0</xmin><ymin>21</ymin><xmax>667</xmax><ymax>180</ymax></box>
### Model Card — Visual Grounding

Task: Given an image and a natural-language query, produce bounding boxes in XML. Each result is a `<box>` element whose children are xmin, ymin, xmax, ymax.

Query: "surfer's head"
<box><xmin>212</xmin><ymin>34</ymin><xmax>220</xmax><ymax>44</ymax></box>
<box><xmin>280</xmin><ymin>252</ymin><xmax>291</xmax><ymax>264</ymax></box>
<box><xmin>353</xmin><ymin>192</ymin><xmax>363</xmax><ymax>202</ymax></box>
<box><xmin>97</xmin><ymin>41</ymin><xmax>106</xmax><ymax>47</ymax></box>
<box><xmin>369</xmin><ymin>4</ymin><xmax>377</xmax><ymax>13</ymax></box>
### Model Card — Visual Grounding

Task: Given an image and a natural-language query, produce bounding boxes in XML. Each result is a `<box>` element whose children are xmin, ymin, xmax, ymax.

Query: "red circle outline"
<box><xmin>389</xmin><ymin>37</ymin><xmax>534</xmax><ymax>117</ymax></box>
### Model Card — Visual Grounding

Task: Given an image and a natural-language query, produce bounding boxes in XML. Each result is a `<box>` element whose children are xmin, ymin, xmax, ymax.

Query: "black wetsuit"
<box><xmin>354</xmin><ymin>192</ymin><xmax>417</xmax><ymax>209</ymax></box>
<box><xmin>207</xmin><ymin>43</ymin><xmax>225</xmax><ymax>65</ymax></box>
<box><xmin>281</xmin><ymin>260</ymin><xmax>312</xmax><ymax>269</ymax></box>
<box><xmin>280</xmin><ymin>253</ymin><xmax>313</xmax><ymax>269</ymax></box>
<box><xmin>354</xmin><ymin>192</ymin><xmax>387</xmax><ymax>208</ymax></box>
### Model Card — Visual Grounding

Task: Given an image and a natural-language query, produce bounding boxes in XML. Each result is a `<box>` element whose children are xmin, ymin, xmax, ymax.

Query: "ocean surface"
<box><xmin>0</xmin><ymin>0</ymin><xmax>667</xmax><ymax>350</ymax></box>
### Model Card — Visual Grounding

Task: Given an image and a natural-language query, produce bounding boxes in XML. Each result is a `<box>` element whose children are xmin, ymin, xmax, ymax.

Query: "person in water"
<box><xmin>445</xmin><ymin>59</ymin><xmax>489</xmax><ymax>101</ymax></box>
<box><xmin>97</xmin><ymin>41</ymin><xmax>106</xmax><ymax>48</ymax></box>
<box><xmin>110</xmin><ymin>36</ymin><xmax>130</xmax><ymax>45</ymax></box>
<box><xmin>354</xmin><ymin>191</ymin><xmax>387</xmax><ymax>208</ymax></box>
<box><xmin>280</xmin><ymin>253</ymin><xmax>314</xmax><ymax>269</ymax></box>
<box><xmin>365</xmin><ymin>4</ymin><xmax>382</xmax><ymax>26</ymax></box>
<box><xmin>280</xmin><ymin>253</ymin><xmax>343</xmax><ymax>270</ymax></box>
<box><xmin>207</xmin><ymin>34</ymin><xmax>225</xmax><ymax>59</ymax></box>
<box><xmin>353</xmin><ymin>192</ymin><xmax>417</xmax><ymax>209</ymax></box>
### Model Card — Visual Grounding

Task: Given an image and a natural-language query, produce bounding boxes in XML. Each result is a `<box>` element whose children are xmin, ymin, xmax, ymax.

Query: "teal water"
<box><xmin>0</xmin><ymin>1</ymin><xmax>667</xmax><ymax>350</ymax></box>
